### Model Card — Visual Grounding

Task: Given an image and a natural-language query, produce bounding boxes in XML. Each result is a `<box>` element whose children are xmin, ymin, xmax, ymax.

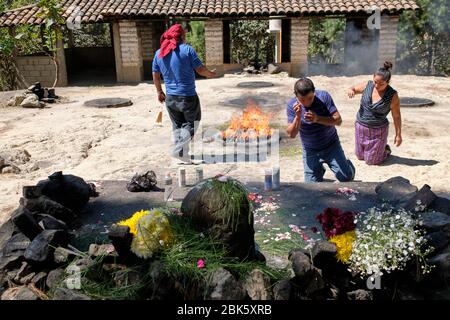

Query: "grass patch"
<box><xmin>74</xmin><ymin>211</ymin><xmax>290</xmax><ymax>300</ymax></box>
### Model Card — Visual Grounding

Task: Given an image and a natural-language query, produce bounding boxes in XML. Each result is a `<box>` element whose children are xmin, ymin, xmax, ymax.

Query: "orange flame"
<box><xmin>221</xmin><ymin>99</ymin><xmax>273</xmax><ymax>141</ymax></box>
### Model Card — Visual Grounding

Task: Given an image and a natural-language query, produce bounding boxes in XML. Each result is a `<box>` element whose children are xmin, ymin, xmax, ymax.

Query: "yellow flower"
<box><xmin>329</xmin><ymin>230</ymin><xmax>356</xmax><ymax>263</ymax></box>
<box><xmin>130</xmin><ymin>208</ymin><xmax>173</xmax><ymax>259</ymax></box>
<box><xmin>117</xmin><ymin>209</ymin><xmax>150</xmax><ymax>236</ymax></box>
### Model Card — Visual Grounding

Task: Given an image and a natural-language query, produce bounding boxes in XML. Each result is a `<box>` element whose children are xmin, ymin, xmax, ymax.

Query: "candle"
<box><xmin>178</xmin><ymin>167</ymin><xmax>186</xmax><ymax>187</ymax></box>
<box><xmin>272</xmin><ymin>166</ymin><xmax>280</xmax><ymax>190</ymax></box>
<box><xmin>264</xmin><ymin>169</ymin><xmax>273</xmax><ymax>191</ymax></box>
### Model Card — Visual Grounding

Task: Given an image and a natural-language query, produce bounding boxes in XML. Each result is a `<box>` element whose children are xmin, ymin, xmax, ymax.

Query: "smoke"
<box><xmin>309</xmin><ymin>18</ymin><xmax>380</xmax><ymax>76</ymax></box>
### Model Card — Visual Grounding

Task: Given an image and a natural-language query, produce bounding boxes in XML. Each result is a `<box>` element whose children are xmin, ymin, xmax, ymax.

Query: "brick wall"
<box><xmin>377</xmin><ymin>15</ymin><xmax>399</xmax><ymax>67</ymax></box>
<box><xmin>138</xmin><ymin>21</ymin><xmax>155</xmax><ymax>61</ymax></box>
<box><xmin>114</xmin><ymin>20</ymin><xmax>143</xmax><ymax>82</ymax></box>
<box><xmin>16</xmin><ymin>55</ymin><xmax>56</xmax><ymax>88</ymax></box>
<box><xmin>205</xmin><ymin>20</ymin><xmax>224</xmax><ymax>74</ymax></box>
<box><xmin>290</xmin><ymin>18</ymin><xmax>310</xmax><ymax>77</ymax></box>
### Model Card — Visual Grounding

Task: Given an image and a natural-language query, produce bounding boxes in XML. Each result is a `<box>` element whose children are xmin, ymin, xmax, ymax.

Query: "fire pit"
<box><xmin>84</xmin><ymin>98</ymin><xmax>133</xmax><ymax>108</ymax></box>
<box><xmin>400</xmin><ymin>97</ymin><xmax>435</xmax><ymax>108</ymax></box>
<box><xmin>222</xmin><ymin>92</ymin><xmax>289</xmax><ymax>111</ymax></box>
<box><xmin>236</xmin><ymin>81</ymin><xmax>274</xmax><ymax>89</ymax></box>
<box><xmin>201</xmin><ymin>101</ymin><xmax>280</xmax><ymax>163</ymax></box>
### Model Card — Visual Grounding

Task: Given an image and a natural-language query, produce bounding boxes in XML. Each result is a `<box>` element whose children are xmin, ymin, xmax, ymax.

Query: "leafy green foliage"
<box><xmin>186</xmin><ymin>21</ymin><xmax>205</xmax><ymax>62</ymax></box>
<box><xmin>71</xmin><ymin>24</ymin><xmax>112</xmax><ymax>48</ymax></box>
<box><xmin>397</xmin><ymin>0</ymin><xmax>449</xmax><ymax>75</ymax></box>
<box><xmin>230</xmin><ymin>20</ymin><xmax>273</xmax><ymax>65</ymax></box>
<box><xmin>308</xmin><ymin>18</ymin><xmax>346</xmax><ymax>64</ymax></box>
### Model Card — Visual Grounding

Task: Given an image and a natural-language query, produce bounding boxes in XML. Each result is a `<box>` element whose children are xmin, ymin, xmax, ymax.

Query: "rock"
<box><xmin>146</xmin><ymin>260</ymin><xmax>177</xmax><ymax>299</ymax></box>
<box><xmin>421</xmin><ymin>212</ymin><xmax>450</xmax><ymax>231</ymax></box>
<box><xmin>88</xmin><ymin>244</ymin><xmax>117</xmax><ymax>258</ymax></box>
<box><xmin>12</xmin><ymin>94</ymin><xmax>26</xmax><ymax>106</ymax></box>
<box><xmin>181</xmin><ymin>178</ymin><xmax>256</xmax><ymax>260</ymax></box>
<box><xmin>426</xmin><ymin>231</ymin><xmax>449</xmax><ymax>253</ymax></box>
<box><xmin>0</xmin><ymin>220</ymin><xmax>19</xmax><ymax>249</ymax></box>
<box><xmin>10</xmin><ymin>206</ymin><xmax>42</xmax><ymax>240</ymax></box>
<box><xmin>347</xmin><ymin>289</ymin><xmax>373</xmax><ymax>300</ymax></box>
<box><xmin>310</xmin><ymin>240</ymin><xmax>337</xmax><ymax>271</ymax></box>
<box><xmin>46</xmin><ymin>268</ymin><xmax>65</xmax><ymax>289</ymax></box>
<box><xmin>429</xmin><ymin>197</ymin><xmax>450</xmax><ymax>215</ymax></box>
<box><xmin>24</xmin><ymin>230</ymin><xmax>68</xmax><ymax>264</ymax></box>
<box><xmin>1</xmin><ymin>233</ymin><xmax>30</xmax><ymax>254</ymax></box>
<box><xmin>53</xmin><ymin>247</ymin><xmax>75</xmax><ymax>264</ymax></box>
<box><xmin>243</xmin><ymin>269</ymin><xmax>272</xmax><ymax>300</ymax></box>
<box><xmin>66</xmin><ymin>257</ymin><xmax>95</xmax><ymax>275</ymax></box>
<box><xmin>289</xmin><ymin>250</ymin><xmax>312</xmax><ymax>278</ymax></box>
<box><xmin>20</xmin><ymin>196</ymin><xmax>76</xmax><ymax>224</ymax></box>
<box><xmin>1</xmin><ymin>164</ymin><xmax>21</xmax><ymax>174</ymax></box>
<box><xmin>428</xmin><ymin>253</ymin><xmax>450</xmax><ymax>281</ymax></box>
<box><xmin>403</xmin><ymin>184</ymin><xmax>437</xmax><ymax>212</ymax></box>
<box><xmin>375</xmin><ymin>176</ymin><xmax>418</xmax><ymax>206</ymax></box>
<box><xmin>0</xmin><ymin>251</ymin><xmax>25</xmax><ymax>271</ymax></box>
<box><xmin>36</xmin><ymin>171</ymin><xmax>92</xmax><ymax>212</ymax></box>
<box><xmin>0</xmin><ymin>233</ymin><xmax>30</xmax><ymax>270</ymax></box>
<box><xmin>1</xmin><ymin>286</ymin><xmax>40</xmax><ymax>300</ymax></box>
<box><xmin>272</xmin><ymin>279</ymin><xmax>292</xmax><ymax>300</ymax></box>
<box><xmin>267</xmin><ymin>63</ymin><xmax>281</xmax><ymax>74</ymax></box>
<box><xmin>207</xmin><ymin>268</ymin><xmax>248</xmax><ymax>300</ymax></box>
<box><xmin>266</xmin><ymin>255</ymin><xmax>291</xmax><ymax>271</ymax></box>
<box><xmin>108</xmin><ymin>225</ymin><xmax>133</xmax><ymax>258</ymax></box>
<box><xmin>20</xmin><ymin>94</ymin><xmax>42</xmax><ymax>108</ymax></box>
<box><xmin>36</xmin><ymin>214</ymin><xmax>68</xmax><ymax>231</ymax></box>
<box><xmin>52</xmin><ymin>287</ymin><xmax>91</xmax><ymax>300</ymax></box>
<box><xmin>22</xmin><ymin>186</ymin><xmax>42</xmax><ymax>199</ymax></box>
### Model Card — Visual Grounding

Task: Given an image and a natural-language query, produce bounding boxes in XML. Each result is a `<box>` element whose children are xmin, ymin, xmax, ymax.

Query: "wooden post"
<box><xmin>54</xmin><ymin>27</ymin><xmax>68</xmax><ymax>87</ymax></box>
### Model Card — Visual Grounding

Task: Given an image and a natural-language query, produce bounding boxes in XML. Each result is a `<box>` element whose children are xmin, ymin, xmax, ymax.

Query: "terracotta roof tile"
<box><xmin>0</xmin><ymin>0</ymin><xmax>420</xmax><ymax>26</ymax></box>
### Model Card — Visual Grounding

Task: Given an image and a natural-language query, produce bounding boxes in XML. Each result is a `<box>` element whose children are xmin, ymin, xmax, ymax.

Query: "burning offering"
<box><xmin>220</xmin><ymin>100</ymin><xmax>274</xmax><ymax>142</ymax></box>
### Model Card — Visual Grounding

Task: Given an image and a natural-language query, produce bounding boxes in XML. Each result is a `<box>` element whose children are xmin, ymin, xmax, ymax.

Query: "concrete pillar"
<box><xmin>377</xmin><ymin>15</ymin><xmax>399</xmax><ymax>67</ymax></box>
<box><xmin>205</xmin><ymin>20</ymin><xmax>224</xmax><ymax>75</ymax></box>
<box><xmin>290</xmin><ymin>18</ymin><xmax>310</xmax><ymax>77</ymax></box>
<box><xmin>55</xmin><ymin>28</ymin><xmax>68</xmax><ymax>87</ymax></box>
<box><xmin>112</xmin><ymin>20</ymin><xmax>144</xmax><ymax>83</ymax></box>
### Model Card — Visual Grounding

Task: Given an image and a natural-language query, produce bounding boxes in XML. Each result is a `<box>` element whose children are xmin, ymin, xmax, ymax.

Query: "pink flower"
<box><xmin>197</xmin><ymin>259</ymin><xmax>205</xmax><ymax>269</ymax></box>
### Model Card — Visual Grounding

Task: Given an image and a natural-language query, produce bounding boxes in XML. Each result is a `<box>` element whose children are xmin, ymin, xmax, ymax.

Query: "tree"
<box><xmin>397</xmin><ymin>0</ymin><xmax>449</xmax><ymax>75</ymax></box>
<box><xmin>230</xmin><ymin>20</ymin><xmax>271</xmax><ymax>66</ymax></box>
<box><xmin>186</xmin><ymin>21</ymin><xmax>205</xmax><ymax>63</ymax></box>
<box><xmin>308</xmin><ymin>18</ymin><xmax>346</xmax><ymax>64</ymax></box>
<box><xmin>36</xmin><ymin>0</ymin><xmax>65</xmax><ymax>87</ymax></box>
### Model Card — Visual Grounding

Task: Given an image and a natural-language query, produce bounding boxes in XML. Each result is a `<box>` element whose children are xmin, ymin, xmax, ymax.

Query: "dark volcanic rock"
<box><xmin>11</xmin><ymin>206</ymin><xmax>42</xmax><ymax>240</ymax></box>
<box><xmin>207</xmin><ymin>268</ymin><xmax>248</xmax><ymax>300</ymax></box>
<box><xmin>375</xmin><ymin>176</ymin><xmax>418</xmax><ymax>206</ymax></box>
<box><xmin>20</xmin><ymin>196</ymin><xmax>76</xmax><ymax>224</ymax></box>
<box><xmin>403</xmin><ymin>185</ymin><xmax>437</xmax><ymax>212</ymax></box>
<box><xmin>24</xmin><ymin>230</ymin><xmax>68</xmax><ymax>264</ymax></box>
<box><xmin>36</xmin><ymin>214</ymin><xmax>68</xmax><ymax>231</ymax></box>
<box><xmin>181</xmin><ymin>178</ymin><xmax>256</xmax><ymax>261</ymax></box>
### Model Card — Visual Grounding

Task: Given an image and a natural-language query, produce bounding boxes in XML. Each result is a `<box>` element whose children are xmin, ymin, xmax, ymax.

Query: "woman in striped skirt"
<box><xmin>347</xmin><ymin>61</ymin><xmax>402</xmax><ymax>165</ymax></box>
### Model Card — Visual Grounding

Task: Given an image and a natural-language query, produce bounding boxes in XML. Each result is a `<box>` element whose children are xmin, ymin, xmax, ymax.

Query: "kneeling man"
<box><xmin>286</xmin><ymin>78</ymin><xmax>355</xmax><ymax>182</ymax></box>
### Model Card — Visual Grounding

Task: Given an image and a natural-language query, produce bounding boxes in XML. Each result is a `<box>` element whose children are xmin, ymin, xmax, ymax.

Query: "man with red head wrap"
<box><xmin>152</xmin><ymin>23</ymin><xmax>216</xmax><ymax>164</ymax></box>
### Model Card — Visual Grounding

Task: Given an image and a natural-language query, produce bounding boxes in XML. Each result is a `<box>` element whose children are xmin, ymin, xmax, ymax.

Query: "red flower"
<box><xmin>316</xmin><ymin>207</ymin><xmax>355</xmax><ymax>238</ymax></box>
